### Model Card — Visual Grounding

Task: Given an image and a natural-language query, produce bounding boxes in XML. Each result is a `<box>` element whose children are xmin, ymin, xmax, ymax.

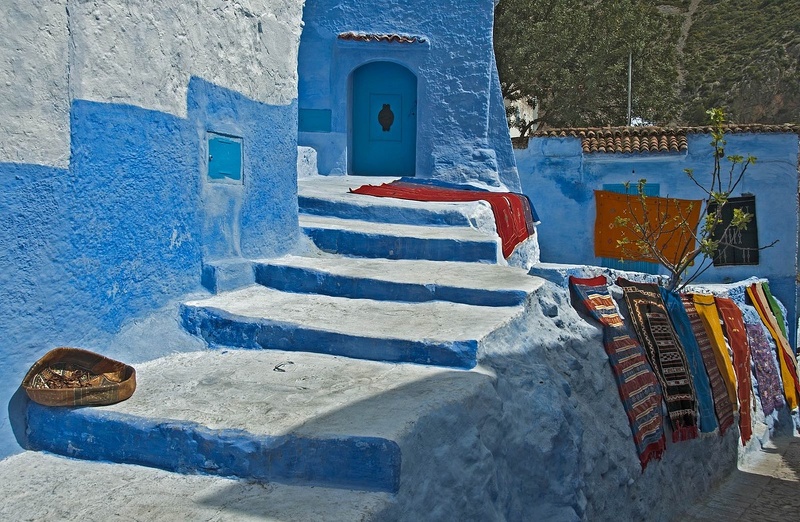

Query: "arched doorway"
<box><xmin>351</xmin><ymin>61</ymin><xmax>417</xmax><ymax>176</ymax></box>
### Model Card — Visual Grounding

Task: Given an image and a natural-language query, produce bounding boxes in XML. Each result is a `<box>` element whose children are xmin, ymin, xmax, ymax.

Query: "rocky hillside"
<box><xmin>661</xmin><ymin>0</ymin><xmax>800</xmax><ymax>124</ymax></box>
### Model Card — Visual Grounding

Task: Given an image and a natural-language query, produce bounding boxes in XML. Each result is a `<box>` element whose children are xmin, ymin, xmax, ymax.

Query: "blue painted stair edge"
<box><xmin>26</xmin><ymin>402</ymin><xmax>401</xmax><ymax>493</ymax></box>
<box><xmin>180</xmin><ymin>305</ymin><xmax>479</xmax><ymax>369</ymax></box>
<box><xmin>302</xmin><ymin>226</ymin><xmax>499</xmax><ymax>263</ymax></box>
<box><xmin>299</xmin><ymin>195</ymin><xmax>474</xmax><ymax>227</ymax></box>
<box><xmin>254</xmin><ymin>262</ymin><xmax>528</xmax><ymax>307</ymax></box>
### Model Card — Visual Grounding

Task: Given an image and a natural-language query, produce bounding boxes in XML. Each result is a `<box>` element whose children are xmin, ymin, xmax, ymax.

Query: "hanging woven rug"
<box><xmin>680</xmin><ymin>294</ymin><xmax>735</xmax><ymax>435</ymax></box>
<box><xmin>715</xmin><ymin>297</ymin><xmax>753</xmax><ymax>445</ymax></box>
<box><xmin>660</xmin><ymin>289</ymin><xmax>718</xmax><ymax>434</ymax></box>
<box><xmin>569</xmin><ymin>275</ymin><xmax>665</xmax><ymax>469</ymax></box>
<box><xmin>617</xmin><ymin>278</ymin><xmax>699</xmax><ymax>442</ymax></box>
<box><xmin>744</xmin><ymin>321</ymin><xmax>786</xmax><ymax>416</ymax></box>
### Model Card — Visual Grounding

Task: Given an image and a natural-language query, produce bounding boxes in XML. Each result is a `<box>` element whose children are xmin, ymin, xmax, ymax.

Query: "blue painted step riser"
<box><xmin>26</xmin><ymin>403</ymin><xmax>401</xmax><ymax>493</ymax></box>
<box><xmin>303</xmin><ymin>228</ymin><xmax>498</xmax><ymax>263</ymax></box>
<box><xmin>181</xmin><ymin>306</ymin><xmax>479</xmax><ymax>369</ymax></box>
<box><xmin>299</xmin><ymin>196</ymin><xmax>473</xmax><ymax>227</ymax></box>
<box><xmin>254</xmin><ymin>263</ymin><xmax>527</xmax><ymax>307</ymax></box>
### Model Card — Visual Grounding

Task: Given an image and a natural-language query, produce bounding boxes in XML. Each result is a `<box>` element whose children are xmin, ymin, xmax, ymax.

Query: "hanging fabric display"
<box><xmin>744</xmin><ymin>321</ymin><xmax>786</xmax><ymax>416</ymax></box>
<box><xmin>761</xmin><ymin>283</ymin><xmax>789</xmax><ymax>339</ymax></box>
<box><xmin>747</xmin><ymin>283</ymin><xmax>800</xmax><ymax>410</ymax></box>
<box><xmin>617</xmin><ymin>278</ymin><xmax>699</xmax><ymax>441</ymax></box>
<box><xmin>691</xmin><ymin>294</ymin><xmax>738</xmax><ymax>412</ymax></box>
<box><xmin>660</xmin><ymin>289</ymin><xmax>718</xmax><ymax>433</ymax></box>
<box><xmin>569</xmin><ymin>275</ymin><xmax>666</xmax><ymax>469</ymax></box>
<box><xmin>680</xmin><ymin>294</ymin><xmax>735</xmax><ymax>435</ymax></box>
<box><xmin>715</xmin><ymin>297</ymin><xmax>753</xmax><ymax>445</ymax></box>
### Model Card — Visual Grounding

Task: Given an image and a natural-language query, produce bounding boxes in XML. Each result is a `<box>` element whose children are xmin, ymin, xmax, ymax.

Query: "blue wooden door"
<box><xmin>352</xmin><ymin>62</ymin><xmax>417</xmax><ymax>176</ymax></box>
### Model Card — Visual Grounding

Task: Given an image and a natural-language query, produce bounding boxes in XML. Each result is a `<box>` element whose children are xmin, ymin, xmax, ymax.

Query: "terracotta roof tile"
<box><xmin>337</xmin><ymin>32</ymin><xmax>427</xmax><ymax>44</ymax></box>
<box><xmin>531</xmin><ymin>124</ymin><xmax>800</xmax><ymax>154</ymax></box>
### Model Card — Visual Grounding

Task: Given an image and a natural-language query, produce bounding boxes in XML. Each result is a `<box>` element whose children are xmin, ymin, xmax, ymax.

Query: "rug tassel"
<box><xmin>718</xmin><ymin>416</ymin><xmax>733</xmax><ymax>437</ymax></box>
<box><xmin>639</xmin><ymin>436</ymin><xmax>666</xmax><ymax>471</ymax></box>
<box><xmin>672</xmin><ymin>425</ymin><xmax>699</xmax><ymax>443</ymax></box>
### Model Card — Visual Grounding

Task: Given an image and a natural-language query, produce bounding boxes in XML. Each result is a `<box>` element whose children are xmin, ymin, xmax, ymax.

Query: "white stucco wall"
<box><xmin>0</xmin><ymin>1</ymin><xmax>70</xmax><ymax>168</ymax></box>
<box><xmin>69</xmin><ymin>0</ymin><xmax>304</xmax><ymax>117</ymax></box>
<box><xmin>0</xmin><ymin>0</ymin><xmax>304</xmax><ymax>169</ymax></box>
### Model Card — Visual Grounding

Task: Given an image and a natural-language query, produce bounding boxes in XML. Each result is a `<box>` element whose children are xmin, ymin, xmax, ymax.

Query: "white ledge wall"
<box><xmin>0</xmin><ymin>1</ymin><xmax>70</xmax><ymax>168</ymax></box>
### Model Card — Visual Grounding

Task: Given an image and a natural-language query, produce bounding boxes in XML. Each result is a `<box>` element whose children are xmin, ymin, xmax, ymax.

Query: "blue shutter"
<box><xmin>208</xmin><ymin>133</ymin><xmax>243</xmax><ymax>183</ymax></box>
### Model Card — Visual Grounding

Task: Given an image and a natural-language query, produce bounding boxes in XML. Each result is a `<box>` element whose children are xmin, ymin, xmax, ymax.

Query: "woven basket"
<box><xmin>22</xmin><ymin>347</ymin><xmax>136</xmax><ymax>407</ymax></box>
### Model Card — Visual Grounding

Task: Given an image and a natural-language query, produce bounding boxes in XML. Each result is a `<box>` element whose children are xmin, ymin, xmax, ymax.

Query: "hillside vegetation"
<box><xmin>494</xmin><ymin>0</ymin><xmax>800</xmax><ymax>129</ymax></box>
<box><xmin>681</xmin><ymin>0</ymin><xmax>800</xmax><ymax>124</ymax></box>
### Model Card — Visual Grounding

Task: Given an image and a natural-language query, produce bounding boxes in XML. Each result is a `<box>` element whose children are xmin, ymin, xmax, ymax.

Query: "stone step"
<box><xmin>0</xmin><ymin>452</ymin><xmax>394</xmax><ymax>521</ymax></box>
<box><xmin>180</xmin><ymin>285</ymin><xmax>524</xmax><ymax>368</ymax></box>
<box><xmin>25</xmin><ymin>350</ymin><xmax>494</xmax><ymax>495</ymax></box>
<box><xmin>298</xmin><ymin>175</ymin><xmax>496</xmax><ymax>230</ymax></box>
<box><xmin>300</xmin><ymin>214</ymin><xmax>502</xmax><ymax>263</ymax></box>
<box><xmin>254</xmin><ymin>255</ymin><xmax>542</xmax><ymax>306</ymax></box>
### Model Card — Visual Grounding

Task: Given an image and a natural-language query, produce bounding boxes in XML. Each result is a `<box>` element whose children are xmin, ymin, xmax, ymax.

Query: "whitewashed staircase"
<box><xmin>26</xmin><ymin>175</ymin><xmax>543</xmax><ymax>499</ymax></box>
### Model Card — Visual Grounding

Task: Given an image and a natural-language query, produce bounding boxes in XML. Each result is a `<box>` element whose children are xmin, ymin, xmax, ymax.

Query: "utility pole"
<box><xmin>627</xmin><ymin>50</ymin><xmax>632</xmax><ymax>126</ymax></box>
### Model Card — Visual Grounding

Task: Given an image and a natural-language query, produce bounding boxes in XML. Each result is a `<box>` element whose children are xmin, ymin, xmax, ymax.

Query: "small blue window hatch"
<box><xmin>207</xmin><ymin>132</ymin><xmax>243</xmax><ymax>184</ymax></box>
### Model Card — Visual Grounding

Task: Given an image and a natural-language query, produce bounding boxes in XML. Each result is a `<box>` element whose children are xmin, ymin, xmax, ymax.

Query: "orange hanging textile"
<box><xmin>594</xmin><ymin>190</ymin><xmax>702</xmax><ymax>264</ymax></box>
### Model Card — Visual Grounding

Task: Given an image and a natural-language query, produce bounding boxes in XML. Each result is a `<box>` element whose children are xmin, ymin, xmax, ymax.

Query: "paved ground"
<box><xmin>0</xmin><ymin>451</ymin><xmax>393</xmax><ymax>521</ymax></box>
<box><xmin>678</xmin><ymin>436</ymin><xmax>800</xmax><ymax>521</ymax></box>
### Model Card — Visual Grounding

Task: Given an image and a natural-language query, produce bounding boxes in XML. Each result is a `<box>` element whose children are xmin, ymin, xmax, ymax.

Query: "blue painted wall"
<box><xmin>515</xmin><ymin>132</ymin><xmax>800</xmax><ymax>346</ymax></box>
<box><xmin>297</xmin><ymin>0</ymin><xmax>521</xmax><ymax>189</ymax></box>
<box><xmin>0</xmin><ymin>78</ymin><xmax>300</xmax><ymax>458</ymax></box>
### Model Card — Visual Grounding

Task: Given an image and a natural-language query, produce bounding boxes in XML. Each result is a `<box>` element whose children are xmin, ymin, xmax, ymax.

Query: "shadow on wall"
<box><xmin>0</xmin><ymin>76</ymin><xmax>301</xmax><ymax>459</ymax></box>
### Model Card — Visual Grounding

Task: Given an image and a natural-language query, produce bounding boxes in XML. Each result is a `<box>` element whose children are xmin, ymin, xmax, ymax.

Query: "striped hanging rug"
<box><xmin>617</xmin><ymin>278</ymin><xmax>699</xmax><ymax>442</ymax></box>
<box><xmin>569</xmin><ymin>275</ymin><xmax>665</xmax><ymax>469</ymax></box>
<box><xmin>747</xmin><ymin>283</ymin><xmax>800</xmax><ymax>409</ymax></box>
<box><xmin>715</xmin><ymin>297</ymin><xmax>753</xmax><ymax>445</ymax></box>
<box><xmin>660</xmin><ymin>289</ymin><xmax>718</xmax><ymax>433</ymax></box>
<box><xmin>762</xmin><ymin>283</ymin><xmax>790</xmax><ymax>339</ymax></box>
<box><xmin>745</xmin><ymin>322</ymin><xmax>785</xmax><ymax>416</ymax></box>
<box><xmin>681</xmin><ymin>294</ymin><xmax>735</xmax><ymax>435</ymax></box>
<box><xmin>693</xmin><ymin>295</ymin><xmax>739</xmax><ymax>409</ymax></box>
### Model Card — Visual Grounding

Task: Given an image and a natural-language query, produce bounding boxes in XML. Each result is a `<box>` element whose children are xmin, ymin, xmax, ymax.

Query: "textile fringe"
<box><xmin>673</xmin><ymin>425</ymin><xmax>700</xmax><ymax>443</ymax></box>
<box><xmin>640</xmin><ymin>436</ymin><xmax>667</xmax><ymax>471</ymax></box>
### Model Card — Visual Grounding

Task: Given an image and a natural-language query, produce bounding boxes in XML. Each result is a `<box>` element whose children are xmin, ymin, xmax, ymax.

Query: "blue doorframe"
<box><xmin>351</xmin><ymin>62</ymin><xmax>417</xmax><ymax>176</ymax></box>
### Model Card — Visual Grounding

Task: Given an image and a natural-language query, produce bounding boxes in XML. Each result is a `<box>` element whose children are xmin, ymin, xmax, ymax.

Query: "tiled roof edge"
<box><xmin>532</xmin><ymin>123</ymin><xmax>800</xmax><ymax>138</ymax></box>
<box><xmin>528</xmin><ymin>124</ymin><xmax>798</xmax><ymax>154</ymax></box>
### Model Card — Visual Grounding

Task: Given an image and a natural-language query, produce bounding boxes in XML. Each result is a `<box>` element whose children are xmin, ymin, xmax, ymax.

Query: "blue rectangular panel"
<box><xmin>208</xmin><ymin>133</ymin><xmax>242</xmax><ymax>183</ymax></box>
<box><xmin>299</xmin><ymin>109</ymin><xmax>332</xmax><ymax>133</ymax></box>
<box><xmin>603</xmin><ymin>183</ymin><xmax>660</xmax><ymax>196</ymax></box>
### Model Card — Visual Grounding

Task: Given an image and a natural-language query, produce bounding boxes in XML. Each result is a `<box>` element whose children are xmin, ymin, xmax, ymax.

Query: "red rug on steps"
<box><xmin>350</xmin><ymin>180</ymin><xmax>537</xmax><ymax>258</ymax></box>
